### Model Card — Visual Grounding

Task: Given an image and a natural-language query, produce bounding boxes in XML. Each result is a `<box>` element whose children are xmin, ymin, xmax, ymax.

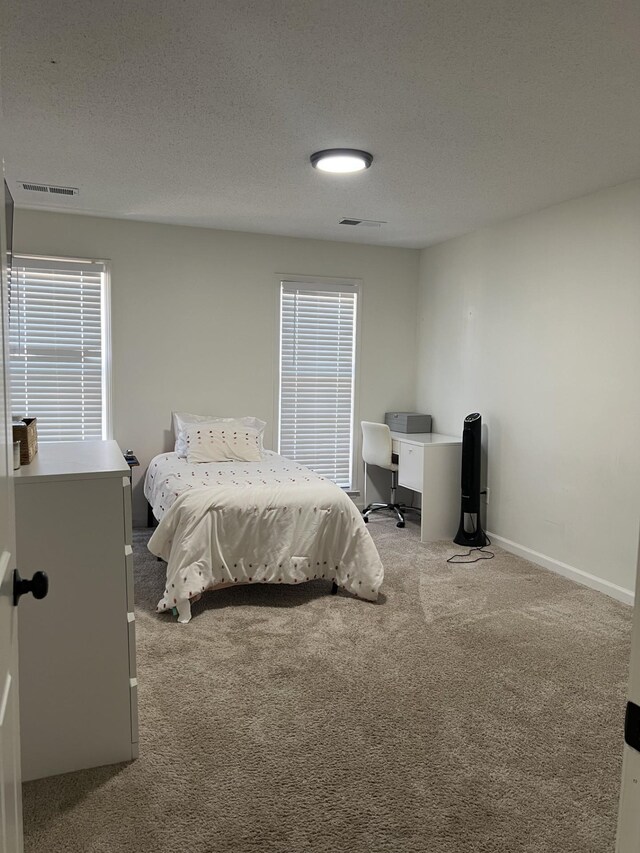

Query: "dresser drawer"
<box><xmin>122</xmin><ymin>477</ymin><xmax>132</xmax><ymax>546</ymax></box>
<box><xmin>398</xmin><ymin>443</ymin><xmax>424</xmax><ymax>491</ymax></box>
<box><xmin>125</xmin><ymin>545</ymin><xmax>134</xmax><ymax>611</ymax></box>
<box><xmin>127</xmin><ymin>612</ymin><xmax>137</xmax><ymax>679</ymax></box>
<box><xmin>130</xmin><ymin>678</ymin><xmax>139</xmax><ymax>745</ymax></box>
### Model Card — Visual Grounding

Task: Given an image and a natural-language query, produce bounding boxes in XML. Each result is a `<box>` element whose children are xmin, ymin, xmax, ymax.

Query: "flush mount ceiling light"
<box><xmin>310</xmin><ymin>148</ymin><xmax>373</xmax><ymax>174</ymax></box>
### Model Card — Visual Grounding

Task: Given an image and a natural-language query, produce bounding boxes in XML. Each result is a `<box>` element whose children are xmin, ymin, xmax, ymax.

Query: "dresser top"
<box><xmin>14</xmin><ymin>440</ymin><xmax>129</xmax><ymax>484</ymax></box>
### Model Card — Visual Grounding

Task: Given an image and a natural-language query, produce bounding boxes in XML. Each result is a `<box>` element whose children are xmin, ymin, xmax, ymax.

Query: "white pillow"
<box><xmin>172</xmin><ymin>412</ymin><xmax>266</xmax><ymax>457</ymax></box>
<box><xmin>186</xmin><ymin>424</ymin><xmax>262</xmax><ymax>463</ymax></box>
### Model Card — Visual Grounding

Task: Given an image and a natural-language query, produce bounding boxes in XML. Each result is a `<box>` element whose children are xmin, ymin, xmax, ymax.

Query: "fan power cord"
<box><xmin>446</xmin><ymin>544</ymin><xmax>494</xmax><ymax>564</ymax></box>
<box><xmin>447</xmin><ymin>519</ymin><xmax>495</xmax><ymax>564</ymax></box>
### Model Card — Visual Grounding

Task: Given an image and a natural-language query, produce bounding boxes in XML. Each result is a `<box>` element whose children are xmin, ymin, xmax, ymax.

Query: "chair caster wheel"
<box><xmin>363</xmin><ymin>516</ymin><xmax>369</xmax><ymax>523</ymax></box>
<box><xmin>396</xmin><ymin>521</ymin><xmax>405</xmax><ymax>528</ymax></box>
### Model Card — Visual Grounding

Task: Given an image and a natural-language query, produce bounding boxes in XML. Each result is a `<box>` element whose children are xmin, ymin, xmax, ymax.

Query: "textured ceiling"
<box><xmin>2</xmin><ymin>0</ymin><xmax>640</xmax><ymax>248</ymax></box>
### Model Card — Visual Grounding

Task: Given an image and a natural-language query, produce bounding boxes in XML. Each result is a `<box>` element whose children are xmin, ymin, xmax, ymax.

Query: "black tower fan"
<box><xmin>453</xmin><ymin>413</ymin><xmax>488</xmax><ymax>547</ymax></box>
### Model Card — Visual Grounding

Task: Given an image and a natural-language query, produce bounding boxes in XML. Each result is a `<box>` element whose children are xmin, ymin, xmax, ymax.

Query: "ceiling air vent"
<box><xmin>339</xmin><ymin>217</ymin><xmax>386</xmax><ymax>228</ymax></box>
<box><xmin>48</xmin><ymin>185</ymin><xmax>77</xmax><ymax>196</ymax></box>
<box><xmin>21</xmin><ymin>183</ymin><xmax>49</xmax><ymax>193</ymax></box>
<box><xmin>18</xmin><ymin>182</ymin><xmax>79</xmax><ymax>197</ymax></box>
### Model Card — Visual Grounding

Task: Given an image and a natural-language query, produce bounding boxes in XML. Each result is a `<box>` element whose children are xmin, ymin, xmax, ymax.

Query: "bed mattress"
<box><xmin>144</xmin><ymin>450</ymin><xmax>329</xmax><ymax>522</ymax></box>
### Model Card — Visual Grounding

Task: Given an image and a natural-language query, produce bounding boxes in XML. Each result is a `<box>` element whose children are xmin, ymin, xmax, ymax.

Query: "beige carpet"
<box><xmin>23</xmin><ymin>519</ymin><xmax>631</xmax><ymax>853</ymax></box>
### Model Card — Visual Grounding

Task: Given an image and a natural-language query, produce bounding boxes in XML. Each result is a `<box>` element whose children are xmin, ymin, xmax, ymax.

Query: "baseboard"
<box><xmin>487</xmin><ymin>531</ymin><xmax>635</xmax><ymax>606</ymax></box>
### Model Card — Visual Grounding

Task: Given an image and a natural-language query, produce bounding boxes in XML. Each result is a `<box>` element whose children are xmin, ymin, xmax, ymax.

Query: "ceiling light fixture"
<box><xmin>310</xmin><ymin>148</ymin><xmax>373</xmax><ymax>174</ymax></box>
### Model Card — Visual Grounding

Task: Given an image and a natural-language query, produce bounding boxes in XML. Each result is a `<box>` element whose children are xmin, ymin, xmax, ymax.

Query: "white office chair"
<box><xmin>361</xmin><ymin>421</ymin><xmax>420</xmax><ymax>528</ymax></box>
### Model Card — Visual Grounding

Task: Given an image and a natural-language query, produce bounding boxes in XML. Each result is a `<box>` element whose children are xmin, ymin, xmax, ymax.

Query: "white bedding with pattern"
<box><xmin>144</xmin><ymin>451</ymin><xmax>384</xmax><ymax>623</ymax></box>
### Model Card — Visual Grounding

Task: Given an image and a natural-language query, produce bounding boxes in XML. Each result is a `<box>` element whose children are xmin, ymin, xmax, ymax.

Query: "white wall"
<box><xmin>17</xmin><ymin>183</ymin><xmax>640</xmax><ymax>597</ymax></box>
<box><xmin>15</xmin><ymin>210</ymin><xmax>419</xmax><ymax>524</ymax></box>
<box><xmin>416</xmin><ymin>180</ymin><xmax>640</xmax><ymax>598</ymax></box>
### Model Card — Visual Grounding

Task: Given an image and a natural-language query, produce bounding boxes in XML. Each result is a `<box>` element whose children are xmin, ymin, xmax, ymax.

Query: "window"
<box><xmin>10</xmin><ymin>255</ymin><xmax>111</xmax><ymax>442</ymax></box>
<box><xmin>278</xmin><ymin>279</ymin><xmax>358</xmax><ymax>489</ymax></box>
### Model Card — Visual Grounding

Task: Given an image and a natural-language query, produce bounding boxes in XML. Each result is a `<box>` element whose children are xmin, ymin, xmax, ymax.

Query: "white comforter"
<box><xmin>145</xmin><ymin>452</ymin><xmax>384</xmax><ymax>623</ymax></box>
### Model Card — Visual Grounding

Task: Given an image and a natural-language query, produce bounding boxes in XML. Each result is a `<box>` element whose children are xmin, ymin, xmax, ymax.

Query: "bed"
<box><xmin>144</xmin><ymin>448</ymin><xmax>384</xmax><ymax>623</ymax></box>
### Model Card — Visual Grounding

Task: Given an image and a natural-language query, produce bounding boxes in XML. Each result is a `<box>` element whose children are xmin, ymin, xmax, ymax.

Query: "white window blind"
<box><xmin>279</xmin><ymin>280</ymin><xmax>358</xmax><ymax>489</ymax></box>
<box><xmin>9</xmin><ymin>255</ymin><xmax>110</xmax><ymax>442</ymax></box>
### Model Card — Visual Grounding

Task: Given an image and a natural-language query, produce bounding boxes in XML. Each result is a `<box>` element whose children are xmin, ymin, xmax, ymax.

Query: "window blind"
<box><xmin>279</xmin><ymin>281</ymin><xmax>358</xmax><ymax>489</ymax></box>
<box><xmin>9</xmin><ymin>256</ymin><xmax>108</xmax><ymax>442</ymax></box>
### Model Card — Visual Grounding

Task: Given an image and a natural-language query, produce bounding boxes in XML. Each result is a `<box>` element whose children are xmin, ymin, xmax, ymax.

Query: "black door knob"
<box><xmin>13</xmin><ymin>569</ymin><xmax>49</xmax><ymax>606</ymax></box>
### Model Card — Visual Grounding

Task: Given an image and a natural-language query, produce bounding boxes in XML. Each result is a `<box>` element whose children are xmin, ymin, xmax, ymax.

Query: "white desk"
<box><xmin>389</xmin><ymin>431</ymin><xmax>462</xmax><ymax>542</ymax></box>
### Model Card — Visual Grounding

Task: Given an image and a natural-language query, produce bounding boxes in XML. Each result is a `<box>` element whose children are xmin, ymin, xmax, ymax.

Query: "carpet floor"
<box><xmin>23</xmin><ymin>519</ymin><xmax>632</xmax><ymax>853</ymax></box>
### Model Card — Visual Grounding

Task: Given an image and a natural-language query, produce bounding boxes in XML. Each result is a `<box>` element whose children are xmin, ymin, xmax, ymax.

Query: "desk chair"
<box><xmin>361</xmin><ymin>421</ymin><xmax>420</xmax><ymax>528</ymax></box>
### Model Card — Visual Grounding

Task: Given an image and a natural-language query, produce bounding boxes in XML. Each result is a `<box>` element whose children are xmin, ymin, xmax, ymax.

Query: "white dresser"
<box><xmin>14</xmin><ymin>440</ymin><xmax>138</xmax><ymax>781</ymax></box>
<box><xmin>390</xmin><ymin>431</ymin><xmax>462</xmax><ymax>542</ymax></box>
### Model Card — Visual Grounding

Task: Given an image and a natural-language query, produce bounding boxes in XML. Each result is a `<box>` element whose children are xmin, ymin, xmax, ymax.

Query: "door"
<box><xmin>616</xmin><ymin>535</ymin><xmax>640</xmax><ymax>851</ymax></box>
<box><xmin>0</xmin><ymin>121</ymin><xmax>24</xmax><ymax>848</ymax></box>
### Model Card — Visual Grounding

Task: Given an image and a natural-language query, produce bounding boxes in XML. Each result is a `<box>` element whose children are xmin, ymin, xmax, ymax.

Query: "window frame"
<box><xmin>274</xmin><ymin>274</ymin><xmax>362</xmax><ymax>493</ymax></box>
<box><xmin>10</xmin><ymin>253</ymin><xmax>113</xmax><ymax>442</ymax></box>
